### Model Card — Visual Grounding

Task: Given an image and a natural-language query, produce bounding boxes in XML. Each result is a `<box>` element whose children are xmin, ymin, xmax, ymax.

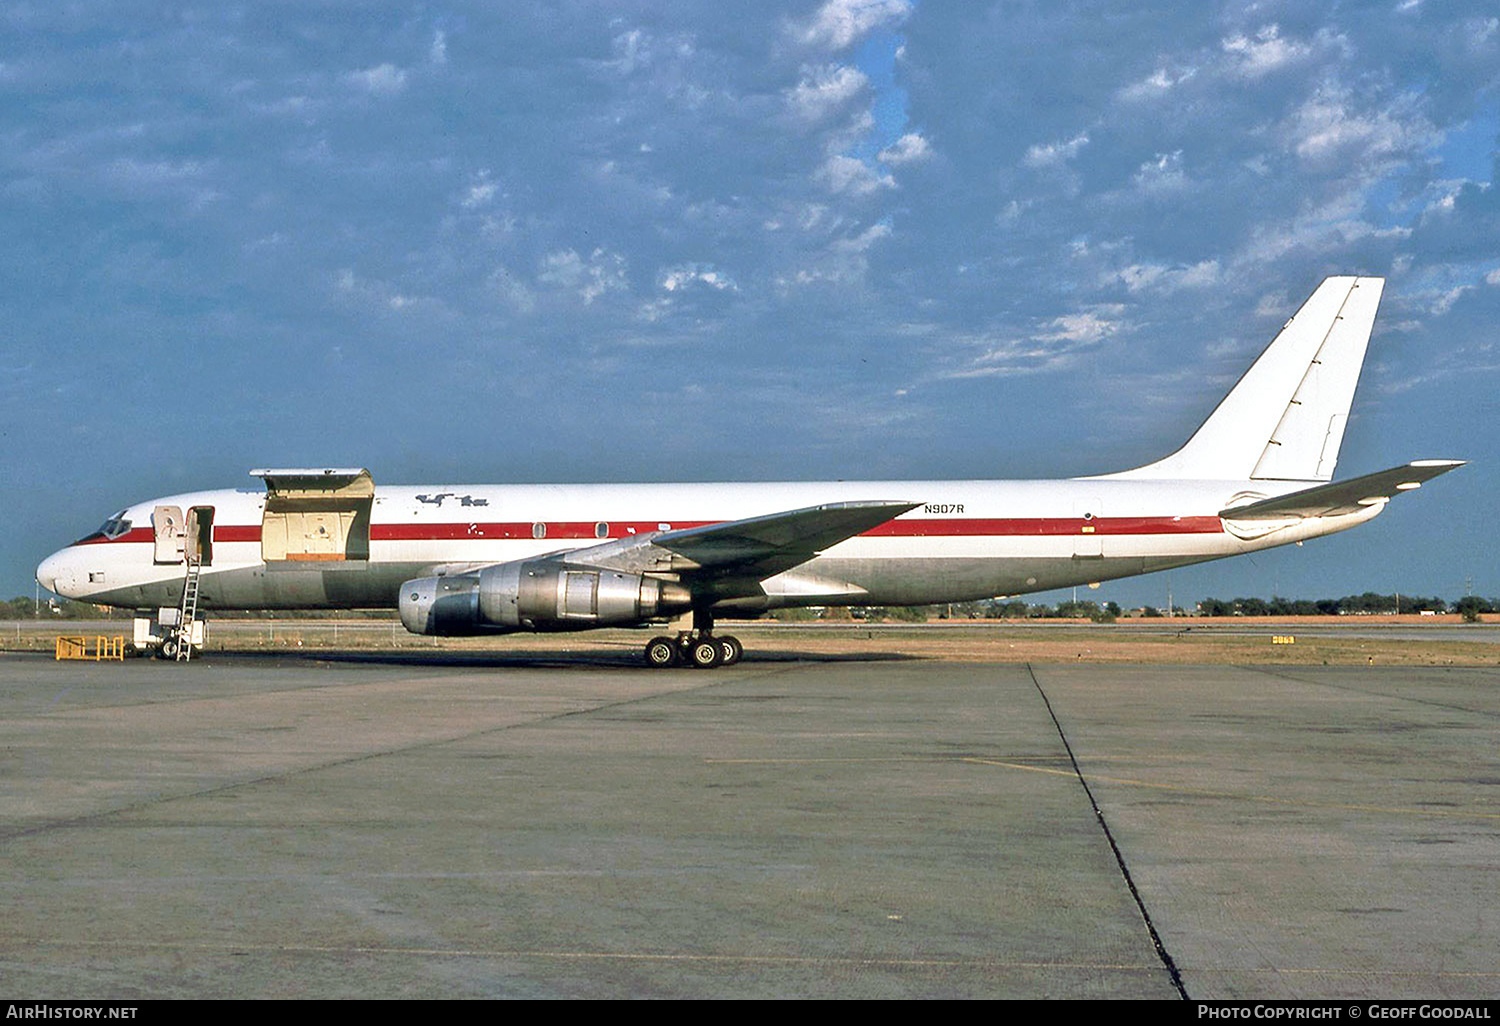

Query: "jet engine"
<box><xmin>399</xmin><ymin>561</ymin><xmax>693</xmax><ymax>636</ymax></box>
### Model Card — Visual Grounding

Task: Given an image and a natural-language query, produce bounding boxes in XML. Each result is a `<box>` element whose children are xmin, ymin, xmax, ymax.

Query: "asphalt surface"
<box><xmin>1</xmin><ymin>651</ymin><xmax>1495</xmax><ymax>999</ymax></box>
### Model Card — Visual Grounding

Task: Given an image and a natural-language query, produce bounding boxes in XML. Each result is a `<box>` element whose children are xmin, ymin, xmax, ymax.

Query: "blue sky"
<box><xmin>4</xmin><ymin>0</ymin><xmax>1497</xmax><ymax>608</ymax></box>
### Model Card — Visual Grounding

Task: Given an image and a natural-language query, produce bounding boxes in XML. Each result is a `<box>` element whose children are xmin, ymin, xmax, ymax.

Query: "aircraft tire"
<box><xmin>718</xmin><ymin>635</ymin><xmax>743</xmax><ymax>666</ymax></box>
<box><xmin>687</xmin><ymin>637</ymin><xmax>723</xmax><ymax>669</ymax></box>
<box><xmin>644</xmin><ymin>636</ymin><xmax>679</xmax><ymax>668</ymax></box>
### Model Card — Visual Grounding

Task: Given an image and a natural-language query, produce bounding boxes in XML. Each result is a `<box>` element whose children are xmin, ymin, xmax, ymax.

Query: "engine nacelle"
<box><xmin>399</xmin><ymin>561</ymin><xmax>693</xmax><ymax>636</ymax></box>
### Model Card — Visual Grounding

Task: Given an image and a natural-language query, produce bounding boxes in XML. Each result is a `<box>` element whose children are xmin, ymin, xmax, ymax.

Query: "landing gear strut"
<box><xmin>642</xmin><ymin>609</ymin><xmax>742</xmax><ymax>670</ymax></box>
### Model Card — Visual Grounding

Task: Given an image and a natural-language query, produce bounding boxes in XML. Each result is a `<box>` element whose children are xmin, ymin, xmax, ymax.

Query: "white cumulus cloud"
<box><xmin>1118</xmin><ymin>65</ymin><xmax>1198</xmax><ymax>102</ymax></box>
<box><xmin>795</xmin><ymin>0</ymin><xmax>912</xmax><ymax>51</ymax></box>
<box><xmin>345</xmin><ymin>63</ymin><xmax>407</xmax><ymax>96</ymax></box>
<box><xmin>1034</xmin><ymin>307</ymin><xmax>1124</xmax><ymax>344</ymax></box>
<box><xmin>538</xmin><ymin>247</ymin><xmax>628</xmax><ymax>305</ymax></box>
<box><xmin>787</xmin><ymin>64</ymin><xmax>869</xmax><ymax>121</ymax></box>
<box><xmin>1220</xmin><ymin>24</ymin><xmax>1312</xmax><ymax>78</ymax></box>
<box><xmin>1285</xmin><ymin>85</ymin><xmax>1433</xmax><ymax>166</ymax></box>
<box><xmin>460</xmin><ymin>170</ymin><xmax>497</xmax><ymax>208</ymax></box>
<box><xmin>660</xmin><ymin>264</ymin><xmax>737</xmax><ymax>292</ymax></box>
<box><xmin>817</xmin><ymin>154</ymin><xmax>895</xmax><ymax>196</ymax></box>
<box><xmin>1024</xmin><ymin>132</ymin><xmax>1089</xmax><ymax>168</ymax></box>
<box><xmin>1132</xmin><ymin>150</ymin><xmax>1188</xmax><ymax>193</ymax></box>
<box><xmin>878</xmin><ymin>132</ymin><xmax>931</xmax><ymax>165</ymax></box>
<box><xmin>1108</xmin><ymin>260</ymin><xmax>1222</xmax><ymax>293</ymax></box>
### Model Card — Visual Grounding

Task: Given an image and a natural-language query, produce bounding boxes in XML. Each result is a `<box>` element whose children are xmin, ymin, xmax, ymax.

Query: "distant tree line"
<box><xmin>778</xmin><ymin>593</ymin><xmax>1499</xmax><ymax>624</ymax></box>
<box><xmin>1195</xmin><ymin>592</ymin><xmax>1491</xmax><ymax>618</ymax></box>
<box><xmin>0</xmin><ymin>596</ymin><xmax>131</xmax><ymax>619</ymax></box>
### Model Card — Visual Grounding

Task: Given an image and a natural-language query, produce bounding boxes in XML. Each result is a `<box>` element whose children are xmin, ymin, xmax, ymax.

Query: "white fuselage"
<box><xmin>32</xmin><ymin>277</ymin><xmax>1428</xmax><ymax>635</ymax></box>
<box><xmin>37</xmin><ymin>476</ymin><xmax>1376</xmax><ymax>616</ymax></box>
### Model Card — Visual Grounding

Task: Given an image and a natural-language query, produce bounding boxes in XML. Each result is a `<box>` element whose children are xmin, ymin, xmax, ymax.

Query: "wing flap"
<box><xmin>1220</xmin><ymin>460</ymin><xmax>1465</xmax><ymax>520</ymax></box>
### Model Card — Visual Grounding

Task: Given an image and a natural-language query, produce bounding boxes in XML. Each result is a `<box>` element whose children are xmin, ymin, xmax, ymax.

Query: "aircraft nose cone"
<box><xmin>36</xmin><ymin>549</ymin><xmax>71</xmax><ymax>597</ymax></box>
<box><xmin>36</xmin><ymin>554</ymin><xmax>59</xmax><ymax>594</ymax></box>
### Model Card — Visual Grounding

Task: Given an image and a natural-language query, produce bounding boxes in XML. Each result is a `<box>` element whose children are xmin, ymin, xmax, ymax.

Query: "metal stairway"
<box><xmin>175</xmin><ymin>556</ymin><xmax>201</xmax><ymax>662</ymax></box>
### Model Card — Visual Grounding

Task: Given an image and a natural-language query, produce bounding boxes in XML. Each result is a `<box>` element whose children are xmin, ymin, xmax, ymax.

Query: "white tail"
<box><xmin>1106</xmin><ymin>276</ymin><xmax>1384</xmax><ymax>482</ymax></box>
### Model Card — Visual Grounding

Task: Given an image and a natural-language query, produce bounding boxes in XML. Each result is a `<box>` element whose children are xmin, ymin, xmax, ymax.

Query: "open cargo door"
<box><xmin>253</xmin><ymin>468</ymin><xmax>374</xmax><ymax>562</ymax></box>
<box><xmin>152</xmin><ymin>506</ymin><xmax>185</xmax><ymax>565</ymax></box>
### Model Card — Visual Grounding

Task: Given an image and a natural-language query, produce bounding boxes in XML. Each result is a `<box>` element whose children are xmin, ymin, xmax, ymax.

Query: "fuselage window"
<box><xmin>595</xmin><ymin>522</ymin><xmax>609</xmax><ymax>539</ymax></box>
<box><xmin>533</xmin><ymin>522</ymin><xmax>546</xmax><ymax>539</ymax></box>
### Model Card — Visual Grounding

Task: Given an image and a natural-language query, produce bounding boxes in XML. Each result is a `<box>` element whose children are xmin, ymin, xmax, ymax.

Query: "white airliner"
<box><xmin>37</xmin><ymin>276</ymin><xmax>1462</xmax><ymax>667</ymax></box>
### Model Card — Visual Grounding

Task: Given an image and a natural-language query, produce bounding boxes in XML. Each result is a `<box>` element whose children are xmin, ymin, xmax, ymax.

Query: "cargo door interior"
<box><xmin>187</xmin><ymin>506</ymin><xmax>215</xmax><ymax>566</ymax></box>
<box><xmin>254</xmin><ymin>468</ymin><xmax>374</xmax><ymax>562</ymax></box>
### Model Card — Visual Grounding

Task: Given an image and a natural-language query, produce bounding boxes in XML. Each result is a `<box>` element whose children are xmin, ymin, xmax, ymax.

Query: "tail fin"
<box><xmin>1106</xmin><ymin>276</ymin><xmax>1384</xmax><ymax>482</ymax></box>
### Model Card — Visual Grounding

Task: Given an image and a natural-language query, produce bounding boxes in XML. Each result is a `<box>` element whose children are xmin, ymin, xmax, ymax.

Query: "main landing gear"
<box><xmin>643</xmin><ymin>610</ymin><xmax>743</xmax><ymax>669</ymax></box>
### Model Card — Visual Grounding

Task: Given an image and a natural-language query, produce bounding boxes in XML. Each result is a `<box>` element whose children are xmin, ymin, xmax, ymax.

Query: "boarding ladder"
<box><xmin>175</xmin><ymin>556</ymin><xmax>202</xmax><ymax>662</ymax></box>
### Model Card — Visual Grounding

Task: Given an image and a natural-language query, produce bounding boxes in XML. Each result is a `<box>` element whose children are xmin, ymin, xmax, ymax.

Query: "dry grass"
<box><xmin>725</xmin><ymin>625</ymin><xmax>1498</xmax><ymax>666</ymax></box>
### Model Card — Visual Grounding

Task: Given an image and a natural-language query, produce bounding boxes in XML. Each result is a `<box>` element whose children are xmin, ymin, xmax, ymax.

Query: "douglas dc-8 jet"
<box><xmin>37</xmin><ymin>276</ymin><xmax>1463</xmax><ymax>667</ymax></box>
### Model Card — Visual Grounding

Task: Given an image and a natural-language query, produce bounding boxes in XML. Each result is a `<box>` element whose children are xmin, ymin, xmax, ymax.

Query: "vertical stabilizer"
<box><xmin>1102</xmin><ymin>276</ymin><xmax>1383</xmax><ymax>482</ymax></box>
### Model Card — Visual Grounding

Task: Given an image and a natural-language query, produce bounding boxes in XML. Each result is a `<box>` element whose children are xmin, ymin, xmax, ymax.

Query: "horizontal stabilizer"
<box><xmin>1220</xmin><ymin>460</ymin><xmax>1465</xmax><ymax>520</ymax></box>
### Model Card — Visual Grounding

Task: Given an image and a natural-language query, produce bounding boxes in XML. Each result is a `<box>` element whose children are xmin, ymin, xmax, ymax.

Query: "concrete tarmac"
<box><xmin>0</xmin><ymin>651</ymin><xmax>1495</xmax><ymax>999</ymax></box>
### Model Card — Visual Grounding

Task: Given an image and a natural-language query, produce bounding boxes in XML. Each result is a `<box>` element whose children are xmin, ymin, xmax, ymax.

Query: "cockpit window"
<box><xmin>96</xmin><ymin>511</ymin><xmax>132</xmax><ymax>539</ymax></box>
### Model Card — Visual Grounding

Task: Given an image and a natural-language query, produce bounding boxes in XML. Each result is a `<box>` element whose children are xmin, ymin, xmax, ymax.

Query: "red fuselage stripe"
<box><xmin>75</xmin><ymin>528</ymin><xmax>154</xmax><ymax>545</ymax></box>
<box><xmin>73</xmin><ymin>516</ymin><xmax>1225</xmax><ymax>546</ymax></box>
<box><xmin>866</xmin><ymin>516</ymin><xmax>1223</xmax><ymax>537</ymax></box>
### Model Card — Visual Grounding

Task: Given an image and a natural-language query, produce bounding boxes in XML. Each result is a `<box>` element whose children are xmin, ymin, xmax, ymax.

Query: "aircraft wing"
<box><xmin>552</xmin><ymin>499</ymin><xmax>921</xmax><ymax>580</ymax></box>
<box><xmin>1220</xmin><ymin>460</ymin><xmax>1465</xmax><ymax>520</ymax></box>
<box><xmin>654</xmin><ymin>500</ymin><xmax>920</xmax><ymax>575</ymax></box>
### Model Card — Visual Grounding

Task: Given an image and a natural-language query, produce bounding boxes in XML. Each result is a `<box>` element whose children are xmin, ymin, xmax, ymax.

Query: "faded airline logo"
<box><xmin>415</xmin><ymin>493</ymin><xmax>490</xmax><ymax>507</ymax></box>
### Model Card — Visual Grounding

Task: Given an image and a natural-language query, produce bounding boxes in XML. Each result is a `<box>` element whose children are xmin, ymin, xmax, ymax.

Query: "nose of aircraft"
<box><xmin>36</xmin><ymin>548</ymin><xmax>72</xmax><ymax>597</ymax></box>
